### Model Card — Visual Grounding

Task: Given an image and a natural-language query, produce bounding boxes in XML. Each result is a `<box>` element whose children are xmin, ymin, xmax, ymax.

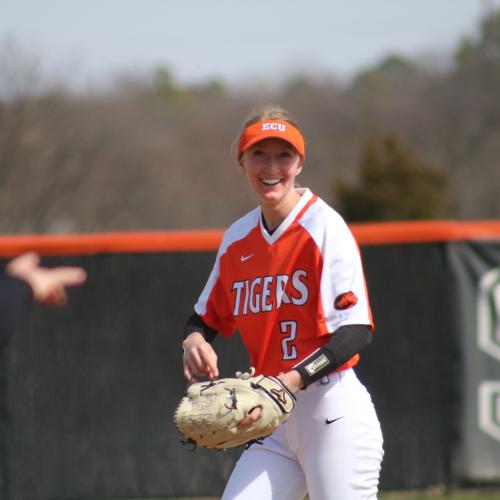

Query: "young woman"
<box><xmin>182</xmin><ymin>105</ymin><xmax>384</xmax><ymax>499</ymax></box>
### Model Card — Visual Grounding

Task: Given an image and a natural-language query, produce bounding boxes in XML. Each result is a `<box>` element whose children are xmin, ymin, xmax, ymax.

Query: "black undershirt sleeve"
<box><xmin>183</xmin><ymin>312</ymin><xmax>218</xmax><ymax>344</ymax></box>
<box><xmin>294</xmin><ymin>324</ymin><xmax>372</xmax><ymax>388</ymax></box>
<box><xmin>0</xmin><ymin>276</ymin><xmax>34</xmax><ymax>347</ymax></box>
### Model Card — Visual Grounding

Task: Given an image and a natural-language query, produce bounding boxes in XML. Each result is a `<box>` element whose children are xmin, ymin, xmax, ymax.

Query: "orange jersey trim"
<box><xmin>0</xmin><ymin>220</ymin><xmax>499</xmax><ymax>257</ymax></box>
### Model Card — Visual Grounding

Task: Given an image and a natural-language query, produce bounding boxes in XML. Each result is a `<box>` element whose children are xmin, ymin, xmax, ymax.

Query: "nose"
<box><xmin>262</xmin><ymin>154</ymin><xmax>281</xmax><ymax>170</ymax></box>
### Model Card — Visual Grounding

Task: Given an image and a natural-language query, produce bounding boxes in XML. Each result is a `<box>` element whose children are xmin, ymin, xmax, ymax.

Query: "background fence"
<box><xmin>1</xmin><ymin>221</ymin><xmax>500</xmax><ymax>499</ymax></box>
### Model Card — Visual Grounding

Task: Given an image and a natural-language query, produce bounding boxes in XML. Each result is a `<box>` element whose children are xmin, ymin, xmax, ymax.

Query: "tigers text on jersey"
<box><xmin>195</xmin><ymin>188</ymin><xmax>373</xmax><ymax>376</ymax></box>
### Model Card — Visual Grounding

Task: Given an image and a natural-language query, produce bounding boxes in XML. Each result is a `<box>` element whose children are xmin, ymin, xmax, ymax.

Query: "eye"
<box><xmin>253</xmin><ymin>149</ymin><xmax>266</xmax><ymax>157</ymax></box>
<box><xmin>279</xmin><ymin>151</ymin><xmax>292</xmax><ymax>158</ymax></box>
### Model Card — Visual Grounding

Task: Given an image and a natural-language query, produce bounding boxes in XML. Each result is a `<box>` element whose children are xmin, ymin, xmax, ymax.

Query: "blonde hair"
<box><xmin>231</xmin><ymin>104</ymin><xmax>304</xmax><ymax>160</ymax></box>
<box><xmin>242</xmin><ymin>104</ymin><xmax>302</xmax><ymax>130</ymax></box>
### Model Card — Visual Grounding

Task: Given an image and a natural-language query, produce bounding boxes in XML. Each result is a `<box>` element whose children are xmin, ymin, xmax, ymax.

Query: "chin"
<box><xmin>259</xmin><ymin>194</ymin><xmax>284</xmax><ymax>208</ymax></box>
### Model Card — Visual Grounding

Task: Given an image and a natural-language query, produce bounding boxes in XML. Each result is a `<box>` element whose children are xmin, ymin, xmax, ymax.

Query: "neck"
<box><xmin>261</xmin><ymin>189</ymin><xmax>301</xmax><ymax>231</ymax></box>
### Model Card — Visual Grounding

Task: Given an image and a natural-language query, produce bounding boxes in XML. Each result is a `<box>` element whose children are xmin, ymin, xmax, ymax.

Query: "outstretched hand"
<box><xmin>6</xmin><ymin>252</ymin><xmax>87</xmax><ymax>307</ymax></box>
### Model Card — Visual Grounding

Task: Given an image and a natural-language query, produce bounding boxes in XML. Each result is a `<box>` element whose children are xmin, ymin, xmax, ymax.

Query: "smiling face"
<box><xmin>239</xmin><ymin>138</ymin><xmax>303</xmax><ymax>223</ymax></box>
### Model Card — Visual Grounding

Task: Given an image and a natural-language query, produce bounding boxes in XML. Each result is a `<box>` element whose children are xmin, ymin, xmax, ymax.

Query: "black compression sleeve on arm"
<box><xmin>0</xmin><ymin>276</ymin><xmax>34</xmax><ymax>346</ymax></box>
<box><xmin>183</xmin><ymin>312</ymin><xmax>218</xmax><ymax>344</ymax></box>
<box><xmin>294</xmin><ymin>324</ymin><xmax>372</xmax><ymax>388</ymax></box>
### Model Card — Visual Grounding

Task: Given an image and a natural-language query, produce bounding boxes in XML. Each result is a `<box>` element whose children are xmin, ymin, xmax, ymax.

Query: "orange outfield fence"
<box><xmin>2</xmin><ymin>219</ymin><xmax>500</xmax><ymax>495</ymax></box>
<box><xmin>0</xmin><ymin>220</ymin><xmax>500</xmax><ymax>257</ymax></box>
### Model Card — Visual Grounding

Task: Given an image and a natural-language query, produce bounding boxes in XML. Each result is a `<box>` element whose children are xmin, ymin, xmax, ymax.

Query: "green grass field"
<box><xmin>159</xmin><ymin>491</ymin><xmax>500</xmax><ymax>500</ymax></box>
<box><xmin>380</xmin><ymin>490</ymin><xmax>500</xmax><ymax>500</ymax></box>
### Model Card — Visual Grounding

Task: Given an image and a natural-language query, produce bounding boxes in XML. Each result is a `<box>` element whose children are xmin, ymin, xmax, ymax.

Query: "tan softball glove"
<box><xmin>174</xmin><ymin>368</ymin><xmax>296</xmax><ymax>450</ymax></box>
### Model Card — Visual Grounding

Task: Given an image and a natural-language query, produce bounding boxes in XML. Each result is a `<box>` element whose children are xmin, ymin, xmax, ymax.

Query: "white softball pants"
<box><xmin>222</xmin><ymin>368</ymin><xmax>384</xmax><ymax>500</ymax></box>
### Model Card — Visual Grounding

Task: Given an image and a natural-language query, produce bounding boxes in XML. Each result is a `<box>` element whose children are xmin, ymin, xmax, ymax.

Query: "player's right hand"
<box><xmin>6</xmin><ymin>252</ymin><xmax>86</xmax><ymax>307</ymax></box>
<box><xmin>182</xmin><ymin>331</ymin><xmax>219</xmax><ymax>382</ymax></box>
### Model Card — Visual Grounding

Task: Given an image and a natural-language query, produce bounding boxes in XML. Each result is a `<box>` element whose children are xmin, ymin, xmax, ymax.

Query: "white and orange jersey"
<box><xmin>195</xmin><ymin>188</ymin><xmax>373</xmax><ymax>376</ymax></box>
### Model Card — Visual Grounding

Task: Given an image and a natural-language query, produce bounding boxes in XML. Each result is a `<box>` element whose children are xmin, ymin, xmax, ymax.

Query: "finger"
<box><xmin>49</xmin><ymin>267</ymin><xmax>87</xmax><ymax>287</ymax></box>
<box><xmin>182</xmin><ymin>353</ymin><xmax>194</xmax><ymax>372</ymax></box>
<box><xmin>249</xmin><ymin>406</ymin><xmax>262</xmax><ymax>421</ymax></box>
<box><xmin>237</xmin><ymin>418</ymin><xmax>250</xmax><ymax>430</ymax></box>
<box><xmin>199</xmin><ymin>348</ymin><xmax>219</xmax><ymax>378</ymax></box>
<box><xmin>184</xmin><ymin>368</ymin><xmax>199</xmax><ymax>384</ymax></box>
<box><xmin>188</xmin><ymin>349</ymin><xmax>205</xmax><ymax>374</ymax></box>
<box><xmin>237</xmin><ymin>406</ymin><xmax>262</xmax><ymax>430</ymax></box>
<box><xmin>6</xmin><ymin>252</ymin><xmax>39</xmax><ymax>275</ymax></box>
<box><xmin>20</xmin><ymin>252</ymin><xmax>40</xmax><ymax>267</ymax></box>
<box><xmin>183</xmin><ymin>358</ymin><xmax>199</xmax><ymax>382</ymax></box>
<box><xmin>44</xmin><ymin>288</ymin><xmax>67</xmax><ymax>307</ymax></box>
<box><xmin>192</xmin><ymin>347</ymin><xmax>217</xmax><ymax>378</ymax></box>
<box><xmin>183</xmin><ymin>356</ymin><xmax>205</xmax><ymax>382</ymax></box>
<box><xmin>183</xmin><ymin>365</ymin><xmax>193</xmax><ymax>381</ymax></box>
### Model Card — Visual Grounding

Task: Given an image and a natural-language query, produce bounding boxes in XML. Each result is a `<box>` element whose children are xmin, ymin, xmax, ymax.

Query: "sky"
<box><xmin>1</xmin><ymin>0</ymin><xmax>500</xmax><ymax>88</ymax></box>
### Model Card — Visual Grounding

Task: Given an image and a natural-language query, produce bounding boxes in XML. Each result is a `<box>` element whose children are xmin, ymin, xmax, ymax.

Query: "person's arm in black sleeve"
<box><xmin>182</xmin><ymin>312</ymin><xmax>219</xmax><ymax>380</ymax></box>
<box><xmin>0</xmin><ymin>275</ymin><xmax>34</xmax><ymax>345</ymax></box>
<box><xmin>293</xmin><ymin>324</ymin><xmax>372</xmax><ymax>388</ymax></box>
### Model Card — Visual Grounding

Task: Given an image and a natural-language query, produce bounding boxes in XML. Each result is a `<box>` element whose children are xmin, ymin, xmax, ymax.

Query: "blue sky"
<box><xmin>2</xmin><ymin>0</ymin><xmax>499</xmax><ymax>87</ymax></box>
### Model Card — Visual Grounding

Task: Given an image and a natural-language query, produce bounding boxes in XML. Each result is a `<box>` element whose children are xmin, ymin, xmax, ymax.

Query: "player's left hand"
<box><xmin>278</xmin><ymin>370</ymin><xmax>305</xmax><ymax>394</ymax></box>
<box><xmin>174</xmin><ymin>368</ymin><xmax>296</xmax><ymax>449</ymax></box>
<box><xmin>238</xmin><ymin>370</ymin><xmax>303</xmax><ymax>430</ymax></box>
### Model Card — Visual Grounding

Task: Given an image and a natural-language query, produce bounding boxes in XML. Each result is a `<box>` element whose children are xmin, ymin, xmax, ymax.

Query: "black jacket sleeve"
<box><xmin>0</xmin><ymin>275</ymin><xmax>34</xmax><ymax>346</ymax></box>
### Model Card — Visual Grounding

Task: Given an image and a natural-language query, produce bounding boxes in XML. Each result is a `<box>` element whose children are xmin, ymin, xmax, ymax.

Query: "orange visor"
<box><xmin>237</xmin><ymin>119</ymin><xmax>305</xmax><ymax>159</ymax></box>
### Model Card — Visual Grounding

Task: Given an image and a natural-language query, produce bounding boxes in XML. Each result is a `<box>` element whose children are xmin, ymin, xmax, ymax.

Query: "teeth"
<box><xmin>261</xmin><ymin>179</ymin><xmax>281</xmax><ymax>185</ymax></box>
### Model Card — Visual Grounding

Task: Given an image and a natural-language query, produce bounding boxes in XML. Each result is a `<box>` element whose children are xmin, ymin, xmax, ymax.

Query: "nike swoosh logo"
<box><xmin>240</xmin><ymin>254</ymin><xmax>254</xmax><ymax>262</ymax></box>
<box><xmin>325</xmin><ymin>416</ymin><xmax>345</xmax><ymax>425</ymax></box>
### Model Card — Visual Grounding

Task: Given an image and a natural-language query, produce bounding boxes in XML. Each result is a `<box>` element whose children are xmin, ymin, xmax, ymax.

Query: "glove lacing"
<box><xmin>235</xmin><ymin>367</ymin><xmax>256</xmax><ymax>380</ymax></box>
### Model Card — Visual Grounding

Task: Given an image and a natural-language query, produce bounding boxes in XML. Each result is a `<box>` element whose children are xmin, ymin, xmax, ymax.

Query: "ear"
<box><xmin>238</xmin><ymin>158</ymin><xmax>246</xmax><ymax>174</ymax></box>
<box><xmin>296</xmin><ymin>162</ymin><xmax>303</xmax><ymax>176</ymax></box>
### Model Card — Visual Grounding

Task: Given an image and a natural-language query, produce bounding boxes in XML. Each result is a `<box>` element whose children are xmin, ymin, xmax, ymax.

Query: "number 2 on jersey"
<box><xmin>280</xmin><ymin>320</ymin><xmax>298</xmax><ymax>360</ymax></box>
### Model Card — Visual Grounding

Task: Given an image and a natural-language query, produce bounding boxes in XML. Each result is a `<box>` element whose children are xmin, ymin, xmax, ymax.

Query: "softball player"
<box><xmin>182</xmin><ymin>105</ymin><xmax>384</xmax><ymax>499</ymax></box>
